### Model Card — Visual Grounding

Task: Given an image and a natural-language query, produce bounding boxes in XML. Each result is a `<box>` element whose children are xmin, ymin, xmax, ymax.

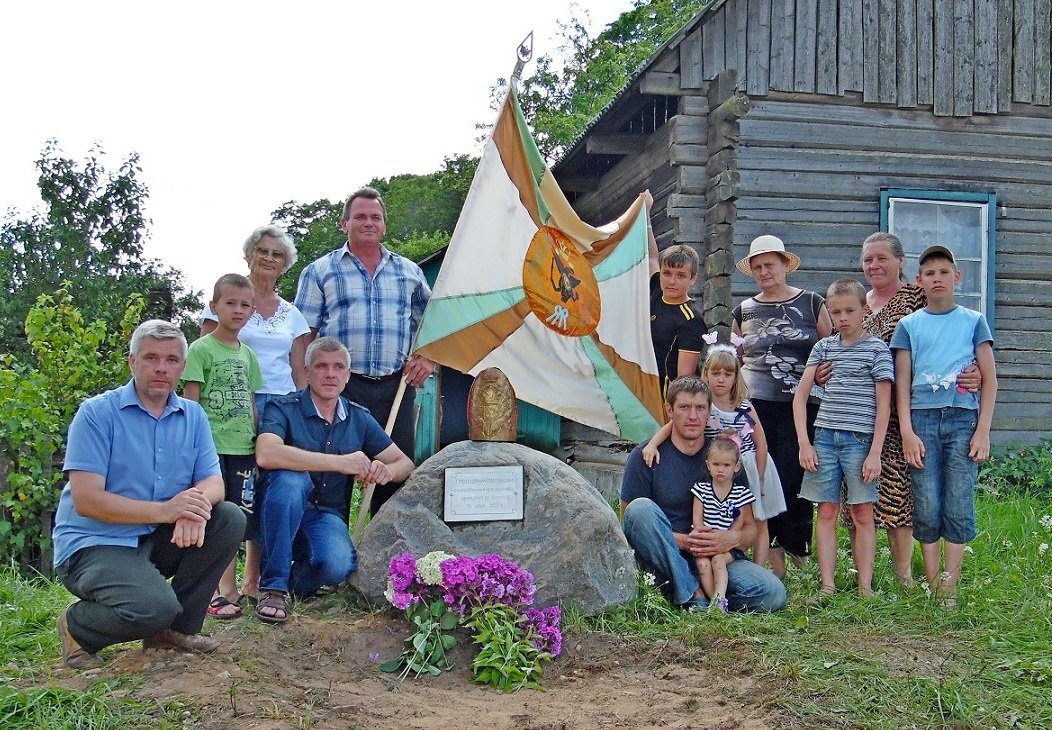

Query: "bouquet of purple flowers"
<box><xmin>381</xmin><ymin>551</ymin><xmax>562</xmax><ymax>690</ymax></box>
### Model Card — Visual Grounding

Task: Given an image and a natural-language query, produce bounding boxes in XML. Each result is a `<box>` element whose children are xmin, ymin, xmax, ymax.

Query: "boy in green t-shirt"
<box><xmin>183</xmin><ymin>273</ymin><xmax>264</xmax><ymax>619</ymax></box>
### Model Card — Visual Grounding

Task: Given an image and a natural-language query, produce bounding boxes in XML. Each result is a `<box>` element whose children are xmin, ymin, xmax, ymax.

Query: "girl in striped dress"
<box><xmin>690</xmin><ymin>432</ymin><xmax>755</xmax><ymax>613</ymax></box>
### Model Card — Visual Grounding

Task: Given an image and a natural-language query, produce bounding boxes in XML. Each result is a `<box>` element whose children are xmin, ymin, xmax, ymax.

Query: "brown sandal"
<box><xmin>256</xmin><ymin>591</ymin><xmax>290</xmax><ymax>624</ymax></box>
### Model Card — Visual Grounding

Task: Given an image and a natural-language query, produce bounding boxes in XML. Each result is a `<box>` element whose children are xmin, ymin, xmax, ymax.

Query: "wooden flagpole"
<box><xmin>352</xmin><ymin>374</ymin><xmax>409</xmax><ymax>543</ymax></box>
<box><xmin>351</xmin><ymin>34</ymin><xmax>532</xmax><ymax>543</ymax></box>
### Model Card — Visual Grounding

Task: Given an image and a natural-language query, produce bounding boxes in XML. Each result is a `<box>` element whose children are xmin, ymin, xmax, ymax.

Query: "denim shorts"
<box><xmin>909</xmin><ymin>407</ymin><xmax>979</xmax><ymax>545</ymax></box>
<box><xmin>800</xmin><ymin>427</ymin><xmax>877</xmax><ymax>505</ymax></box>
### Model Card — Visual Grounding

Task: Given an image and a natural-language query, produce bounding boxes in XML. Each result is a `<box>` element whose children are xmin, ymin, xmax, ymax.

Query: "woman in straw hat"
<box><xmin>732</xmin><ymin>235</ymin><xmax>832</xmax><ymax>579</ymax></box>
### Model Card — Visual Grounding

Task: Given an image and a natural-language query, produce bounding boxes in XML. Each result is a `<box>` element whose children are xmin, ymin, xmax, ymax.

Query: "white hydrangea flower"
<box><xmin>416</xmin><ymin>550</ymin><xmax>456</xmax><ymax>585</ymax></box>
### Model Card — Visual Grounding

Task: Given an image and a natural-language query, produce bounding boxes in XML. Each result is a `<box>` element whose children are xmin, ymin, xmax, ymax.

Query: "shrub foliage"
<box><xmin>0</xmin><ymin>287</ymin><xmax>144</xmax><ymax>571</ymax></box>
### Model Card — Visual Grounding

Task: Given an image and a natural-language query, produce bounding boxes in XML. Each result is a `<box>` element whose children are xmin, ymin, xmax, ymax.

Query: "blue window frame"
<box><xmin>880</xmin><ymin>189</ymin><xmax>996</xmax><ymax>322</ymax></box>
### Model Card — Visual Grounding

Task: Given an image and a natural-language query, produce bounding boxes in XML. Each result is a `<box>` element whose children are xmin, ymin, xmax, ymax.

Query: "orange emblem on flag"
<box><xmin>522</xmin><ymin>226</ymin><xmax>601</xmax><ymax>337</ymax></box>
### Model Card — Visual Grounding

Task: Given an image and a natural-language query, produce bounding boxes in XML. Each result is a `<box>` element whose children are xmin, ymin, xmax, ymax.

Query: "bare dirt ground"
<box><xmin>47</xmin><ymin>609</ymin><xmax>788</xmax><ymax>729</ymax></box>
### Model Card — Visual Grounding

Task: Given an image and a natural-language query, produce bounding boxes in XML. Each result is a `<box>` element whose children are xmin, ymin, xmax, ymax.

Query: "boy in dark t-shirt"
<box><xmin>650</xmin><ymin>245</ymin><xmax>708</xmax><ymax>396</ymax></box>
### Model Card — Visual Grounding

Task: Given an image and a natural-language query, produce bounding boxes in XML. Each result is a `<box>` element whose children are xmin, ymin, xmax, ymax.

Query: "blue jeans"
<box><xmin>622</xmin><ymin>498</ymin><xmax>787</xmax><ymax>612</ymax></box>
<box><xmin>259</xmin><ymin>469</ymin><xmax>357</xmax><ymax>598</ymax></box>
<box><xmin>909</xmin><ymin>407</ymin><xmax>979</xmax><ymax>544</ymax></box>
<box><xmin>800</xmin><ymin>428</ymin><xmax>877</xmax><ymax>505</ymax></box>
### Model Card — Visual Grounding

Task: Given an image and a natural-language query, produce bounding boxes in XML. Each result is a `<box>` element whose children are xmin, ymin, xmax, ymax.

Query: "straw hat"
<box><xmin>735</xmin><ymin>235</ymin><xmax>801</xmax><ymax>275</ymax></box>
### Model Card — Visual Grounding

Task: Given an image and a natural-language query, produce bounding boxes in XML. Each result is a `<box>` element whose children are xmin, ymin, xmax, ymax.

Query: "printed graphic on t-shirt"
<box><xmin>206</xmin><ymin>358</ymin><xmax>254</xmax><ymax>420</ymax></box>
<box><xmin>920</xmin><ymin>356</ymin><xmax>973</xmax><ymax>393</ymax></box>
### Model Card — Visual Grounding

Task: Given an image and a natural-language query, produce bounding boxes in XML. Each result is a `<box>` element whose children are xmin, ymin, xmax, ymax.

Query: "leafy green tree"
<box><xmin>0</xmin><ymin>288</ymin><xmax>144</xmax><ymax>571</ymax></box>
<box><xmin>436</xmin><ymin>153</ymin><xmax>481</xmax><ymax>203</ymax></box>
<box><xmin>269</xmin><ymin>198</ymin><xmax>345</xmax><ymax>301</ymax></box>
<box><xmin>494</xmin><ymin>0</ymin><xmax>707</xmax><ymax>159</ymax></box>
<box><xmin>369</xmin><ymin>154</ymin><xmax>479</xmax><ymax>239</ymax></box>
<box><xmin>0</xmin><ymin>142</ymin><xmax>200</xmax><ymax>363</ymax></box>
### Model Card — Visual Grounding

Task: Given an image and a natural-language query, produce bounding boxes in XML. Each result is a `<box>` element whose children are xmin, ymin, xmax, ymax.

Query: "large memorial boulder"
<box><xmin>350</xmin><ymin>440</ymin><xmax>637</xmax><ymax>615</ymax></box>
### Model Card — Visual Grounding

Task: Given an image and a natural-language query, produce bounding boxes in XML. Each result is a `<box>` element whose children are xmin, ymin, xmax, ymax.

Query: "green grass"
<box><xmin>583</xmin><ymin>491</ymin><xmax>1052</xmax><ymax>729</ymax></box>
<box><xmin>0</xmin><ymin>682</ymin><xmax>191</xmax><ymax>730</ymax></box>
<box><xmin>0</xmin><ymin>569</ymin><xmax>192</xmax><ymax>728</ymax></box>
<box><xmin>3</xmin><ymin>488</ymin><xmax>1050</xmax><ymax>728</ymax></box>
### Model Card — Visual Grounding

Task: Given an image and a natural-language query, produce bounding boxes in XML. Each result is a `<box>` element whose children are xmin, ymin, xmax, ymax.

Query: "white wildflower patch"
<box><xmin>641</xmin><ymin>571</ymin><xmax>656</xmax><ymax>587</ymax></box>
<box><xmin>415</xmin><ymin>551</ymin><xmax>456</xmax><ymax>585</ymax></box>
<box><xmin>1040</xmin><ymin>543</ymin><xmax>1049</xmax><ymax>556</ymax></box>
<box><xmin>1041</xmin><ymin>514</ymin><xmax>1052</xmax><ymax>532</ymax></box>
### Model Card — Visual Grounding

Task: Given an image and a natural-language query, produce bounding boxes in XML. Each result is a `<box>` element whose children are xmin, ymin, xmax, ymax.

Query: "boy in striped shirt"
<box><xmin>794</xmin><ymin>279</ymin><xmax>894</xmax><ymax>597</ymax></box>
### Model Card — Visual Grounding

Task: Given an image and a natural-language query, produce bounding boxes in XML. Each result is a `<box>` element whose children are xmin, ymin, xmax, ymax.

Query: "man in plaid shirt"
<box><xmin>294</xmin><ymin>186</ymin><xmax>434</xmax><ymax>515</ymax></box>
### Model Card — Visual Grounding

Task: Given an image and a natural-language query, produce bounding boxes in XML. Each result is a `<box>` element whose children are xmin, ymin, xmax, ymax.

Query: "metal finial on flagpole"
<box><xmin>509</xmin><ymin>31</ymin><xmax>533</xmax><ymax>89</ymax></box>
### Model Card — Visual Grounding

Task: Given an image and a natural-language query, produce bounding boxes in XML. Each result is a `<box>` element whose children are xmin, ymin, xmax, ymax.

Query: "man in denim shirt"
<box><xmin>254</xmin><ymin>337</ymin><xmax>414</xmax><ymax>623</ymax></box>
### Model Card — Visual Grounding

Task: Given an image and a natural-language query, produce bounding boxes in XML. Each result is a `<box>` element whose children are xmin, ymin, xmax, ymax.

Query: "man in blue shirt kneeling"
<box><xmin>53</xmin><ymin>320</ymin><xmax>246</xmax><ymax>668</ymax></box>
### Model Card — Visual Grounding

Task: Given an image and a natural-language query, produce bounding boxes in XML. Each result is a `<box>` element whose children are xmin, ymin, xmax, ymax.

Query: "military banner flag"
<box><xmin>413</xmin><ymin>90</ymin><xmax>663</xmax><ymax>442</ymax></box>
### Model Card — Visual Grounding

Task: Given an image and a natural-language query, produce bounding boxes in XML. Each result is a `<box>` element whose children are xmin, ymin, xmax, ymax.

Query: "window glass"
<box><xmin>887</xmin><ymin>197</ymin><xmax>989</xmax><ymax>314</ymax></box>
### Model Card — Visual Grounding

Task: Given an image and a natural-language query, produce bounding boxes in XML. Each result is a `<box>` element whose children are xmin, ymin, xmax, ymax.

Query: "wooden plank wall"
<box><xmin>680</xmin><ymin>0</ymin><xmax>1052</xmax><ymax>115</ymax></box>
<box><xmin>733</xmin><ymin>98</ymin><xmax>1052</xmax><ymax>440</ymax></box>
<box><xmin>570</xmin><ymin>119</ymin><xmax>693</xmax><ymax>253</ymax></box>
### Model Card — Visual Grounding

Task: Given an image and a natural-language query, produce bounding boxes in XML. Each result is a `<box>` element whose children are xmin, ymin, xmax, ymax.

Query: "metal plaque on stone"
<box><xmin>443</xmin><ymin>465</ymin><xmax>524</xmax><ymax>522</ymax></box>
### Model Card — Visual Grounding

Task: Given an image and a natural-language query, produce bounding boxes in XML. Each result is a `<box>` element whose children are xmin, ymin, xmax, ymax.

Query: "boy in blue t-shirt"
<box><xmin>794</xmin><ymin>279</ymin><xmax>894</xmax><ymax>598</ymax></box>
<box><xmin>890</xmin><ymin>245</ymin><xmax>998</xmax><ymax>607</ymax></box>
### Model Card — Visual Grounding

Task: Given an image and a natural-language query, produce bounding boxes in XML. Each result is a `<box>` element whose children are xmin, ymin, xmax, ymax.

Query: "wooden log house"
<box><xmin>553</xmin><ymin>0</ymin><xmax>1052</xmax><ymax>443</ymax></box>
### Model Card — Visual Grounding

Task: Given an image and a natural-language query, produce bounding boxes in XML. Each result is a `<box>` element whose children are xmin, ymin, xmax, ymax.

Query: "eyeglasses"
<box><xmin>254</xmin><ymin>247</ymin><xmax>286</xmax><ymax>260</ymax></box>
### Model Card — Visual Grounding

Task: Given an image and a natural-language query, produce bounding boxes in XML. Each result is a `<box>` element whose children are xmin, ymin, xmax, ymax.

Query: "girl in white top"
<box><xmin>201</xmin><ymin>226</ymin><xmax>310</xmax><ymax>403</ymax></box>
<box><xmin>201</xmin><ymin>297</ymin><xmax>310</xmax><ymax>397</ymax></box>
